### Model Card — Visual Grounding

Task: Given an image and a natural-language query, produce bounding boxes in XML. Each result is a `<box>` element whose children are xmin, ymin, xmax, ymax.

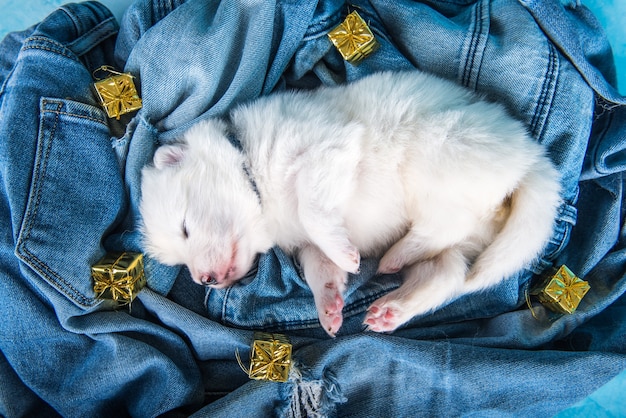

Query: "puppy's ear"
<box><xmin>153</xmin><ymin>143</ymin><xmax>187</xmax><ymax>169</ymax></box>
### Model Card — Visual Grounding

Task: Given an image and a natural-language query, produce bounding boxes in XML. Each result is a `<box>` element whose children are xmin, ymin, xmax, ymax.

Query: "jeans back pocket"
<box><xmin>15</xmin><ymin>98</ymin><xmax>125</xmax><ymax>308</ymax></box>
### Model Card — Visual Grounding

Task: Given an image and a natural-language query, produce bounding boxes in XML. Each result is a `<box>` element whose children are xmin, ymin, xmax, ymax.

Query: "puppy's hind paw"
<box><xmin>318</xmin><ymin>289</ymin><xmax>344</xmax><ymax>337</ymax></box>
<box><xmin>363</xmin><ymin>300</ymin><xmax>407</xmax><ymax>333</ymax></box>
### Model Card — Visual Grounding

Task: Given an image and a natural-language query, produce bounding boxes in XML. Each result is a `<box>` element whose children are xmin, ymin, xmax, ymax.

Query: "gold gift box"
<box><xmin>240</xmin><ymin>332</ymin><xmax>292</xmax><ymax>383</ymax></box>
<box><xmin>531</xmin><ymin>265</ymin><xmax>590</xmax><ymax>314</ymax></box>
<box><xmin>328</xmin><ymin>10</ymin><xmax>380</xmax><ymax>64</ymax></box>
<box><xmin>92</xmin><ymin>252</ymin><xmax>146</xmax><ymax>305</ymax></box>
<box><xmin>94</xmin><ymin>72</ymin><xmax>142</xmax><ymax>120</ymax></box>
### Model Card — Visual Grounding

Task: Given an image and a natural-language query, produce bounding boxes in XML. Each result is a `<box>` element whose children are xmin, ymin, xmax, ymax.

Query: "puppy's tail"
<box><xmin>463</xmin><ymin>156</ymin><xmax>562</xmax><ymax>293</ymax></box>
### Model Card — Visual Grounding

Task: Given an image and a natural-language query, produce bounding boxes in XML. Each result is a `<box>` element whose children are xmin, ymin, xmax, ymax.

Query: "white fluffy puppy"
<box><xmin>140</xmin><ymin>71</ymin><xmax>561</xmax><ymax>336</ymax></box>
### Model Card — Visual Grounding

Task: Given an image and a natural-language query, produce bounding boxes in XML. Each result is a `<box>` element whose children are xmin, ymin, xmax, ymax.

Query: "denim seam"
<box><xmin>588</xmin><ymin>98</ymin><xmax>618</xmax><ymax>177</ymax></box>
<box><xmin>342</xmin><ymin>290</ymin><xmax>391</xmax><ymax>317</ymax></box>
<box><xmin>460</xmin><ymin>0</ymin><xmax>488</xmax><ymax>90</ymax></box>
<box><xmin>22</xmin><ymin>37</ymin><xmax>80</xmax><ymax>63</ymax></box>
<box><xmin>15</xmin><ymin>99</ymin><xmax>94</xmax><ymax>308</ymax></box>
<box><xmin>17</xmin><ymin>248</ymin><xmax>94</xmax><ymax>307</ymax></box>
<box><xmin>41</xmin><ymin>109</ymin><xmax>108</xmax><ymax>126</ymax></box>
<box><xmin>530</xmin><ymin>43</ymin><xmax>559</xmax><ymax>140</ymax></box>
<box><xmin>220</xmin><ymin>285</ymin><xmax>392</xmax><ymax>330</ymax></box>
<box><xmin>593</xmin><ymin>109</ymin><xmax>614</xmax><ymax>176</ymax></box>
<box><xmin>222</xmin><ymin>317</ymin><xmax>320</xmax><ymax>331</ymax></box>
<box><xmin>461</xmin><ymin>6</ymin><xmax>479</xmax><ymax>87</ymax></box>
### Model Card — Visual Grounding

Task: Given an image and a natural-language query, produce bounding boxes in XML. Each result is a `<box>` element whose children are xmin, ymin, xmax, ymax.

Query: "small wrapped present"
<box><xmin>93</xmin><ymin>66</ymin><xmax>142</xmax><ymax>119</ymax></box>
<box><xmin>237</xmin><ymin>332</ymin><xmax>292</xmax><ymax>383</ymax></box>
<box><xmin>531</xmin><ymin>265</ymin><xmax>590</xmax><ymax>314</ymax></box>
<box><xmin>92</xmin><ymin>252</ymin><xmax>146</xmax><ymax>306</ymax></box>
<box><xmin>328</xmin><ymin>10</ymin><xmax>380</xmax><ymax>64</ymax></box>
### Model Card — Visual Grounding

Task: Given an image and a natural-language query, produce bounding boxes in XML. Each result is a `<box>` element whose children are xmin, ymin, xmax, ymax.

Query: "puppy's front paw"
<box><xmin>317</xmin><ymin>284</ymin><xmax>344</xmax><ymax>337</ymax></box>
<box><xmin>377</xmin><ymin>254</ymin><xmax>403</xmax><ymax>274</ymax></box>
<box><xmin>331</xmin><ymin>244</ymin><xmax>360</xmax><ymax>275</ymax></box>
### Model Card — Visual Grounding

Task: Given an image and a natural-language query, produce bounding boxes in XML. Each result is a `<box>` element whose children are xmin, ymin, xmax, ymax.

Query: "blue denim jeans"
<box><xmin>1</xmin><ymin>0</ymin><xmax>625</xmax><ymax>416</ymax></box>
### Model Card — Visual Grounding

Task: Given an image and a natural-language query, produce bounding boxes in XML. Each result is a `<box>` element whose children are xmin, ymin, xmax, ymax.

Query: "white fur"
<box><xmin>139</xmin><ymin>71</ymin><xmax>561</xmax><ymax>336</ymax></box>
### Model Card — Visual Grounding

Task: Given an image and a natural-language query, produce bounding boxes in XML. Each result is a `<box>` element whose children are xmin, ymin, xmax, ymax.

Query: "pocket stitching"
<box><xmin>17</xmin><ymin>101</ymin><xmax>62</xmax><ymax>246</ymax></box>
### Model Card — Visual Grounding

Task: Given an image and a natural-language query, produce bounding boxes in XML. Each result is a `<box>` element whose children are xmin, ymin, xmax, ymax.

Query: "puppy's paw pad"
<box><xmin>318</xmin><ymin>290</ymin><xmax>344</xmax><ymax>337</ymax></box>
<box><xmin>363</xmin><ymin>301</ymin><xmax>404</xmax><ymax>333</ymax></box>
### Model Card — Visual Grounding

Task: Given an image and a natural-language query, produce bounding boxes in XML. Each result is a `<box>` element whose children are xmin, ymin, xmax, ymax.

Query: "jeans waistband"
<box><xmin>24</xmin><ymin>1</ymin><xmax>118</xmax><ymax>73</ymax></box>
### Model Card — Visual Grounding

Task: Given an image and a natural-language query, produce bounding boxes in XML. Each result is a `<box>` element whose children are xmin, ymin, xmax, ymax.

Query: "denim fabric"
<box><xmin>1</xmin><ymin>0</ymin><xmax>625</xmax><ymax>416</ymax></box>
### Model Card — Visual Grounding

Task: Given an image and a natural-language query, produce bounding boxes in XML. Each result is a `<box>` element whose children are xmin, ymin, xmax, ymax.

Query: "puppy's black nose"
<box><xmin>201</xmin><ymin>275</ymin><xmax>218</xmax><ymax>286</ymax></box>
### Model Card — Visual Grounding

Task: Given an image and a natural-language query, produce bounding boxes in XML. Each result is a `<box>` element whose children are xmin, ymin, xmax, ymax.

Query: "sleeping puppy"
<box><xmin>139</xmin><ymin>71</ymin><xmax>561</xmax><ymax>336</ymax></box>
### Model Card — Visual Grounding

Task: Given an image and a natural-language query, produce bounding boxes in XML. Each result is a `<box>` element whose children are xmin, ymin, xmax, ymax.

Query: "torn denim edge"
<box><xmin>276</xmin><ymin>361</ymin><xmax>347</xmax><ymax>418</ymax></box>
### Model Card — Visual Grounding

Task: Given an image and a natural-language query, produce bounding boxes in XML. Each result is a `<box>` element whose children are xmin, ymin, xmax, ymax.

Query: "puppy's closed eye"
<box><xmin>182</xmin><ymin>220</ymin><xmax>189</xmax><ymax>239</ymax></box>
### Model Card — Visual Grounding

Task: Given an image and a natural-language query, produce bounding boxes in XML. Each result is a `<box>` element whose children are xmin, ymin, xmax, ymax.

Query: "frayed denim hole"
<box><xmin>276</xmin><ymin>361</ymin><xmax>347</xmax><ymax>418</ymax></box>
